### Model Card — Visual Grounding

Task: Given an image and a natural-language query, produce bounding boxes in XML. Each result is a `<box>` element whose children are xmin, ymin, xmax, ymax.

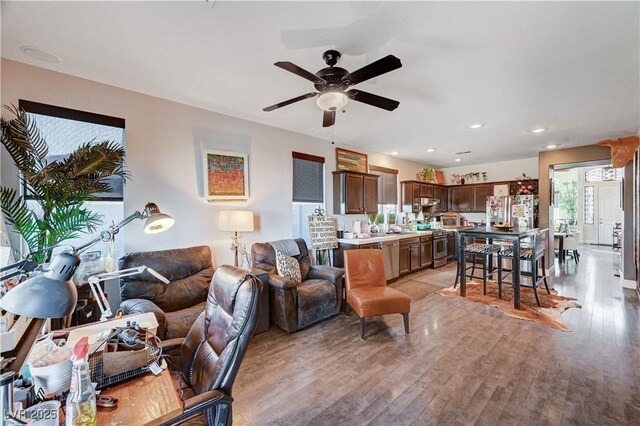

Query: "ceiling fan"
<box><xmin>263</xmin><ymin>50</ymin><xmax>402</xmax><ymax>127</ymax></box>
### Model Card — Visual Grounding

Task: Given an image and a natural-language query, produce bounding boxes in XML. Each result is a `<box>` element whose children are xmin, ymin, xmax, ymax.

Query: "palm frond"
<box><xmin>0</xmin><ymin>186</ymin><xmax>39</xmax><ymax>251</ymax></box>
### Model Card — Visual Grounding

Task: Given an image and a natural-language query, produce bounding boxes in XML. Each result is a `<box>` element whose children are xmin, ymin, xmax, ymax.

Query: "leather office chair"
<box><xmin>119</xmin><ymin>246</ymin><xmax>214</xmax><ymax>340</ymax></box>
<box><xmin>161</xmin><ymin>265</ymin><xmax>261</xmax><ymax>426</ymax></box>
<box><xmin>343</xmin><ymin>249</ymin><xmax>410</xmax><ymax>340</ymax></box>
<box><xmin>251</xmin><ymin>239</ymin><xmax>343</xmax><ymax>333</ymax></box>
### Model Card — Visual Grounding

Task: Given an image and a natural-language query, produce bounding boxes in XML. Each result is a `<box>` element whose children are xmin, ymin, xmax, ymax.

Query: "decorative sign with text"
<box><xmin>308</xmin><ymin>216</ymin><xmax>338</xmax><ymax>250</ymax></box>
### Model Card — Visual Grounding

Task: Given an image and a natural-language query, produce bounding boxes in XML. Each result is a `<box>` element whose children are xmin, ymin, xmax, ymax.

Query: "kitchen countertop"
<box><xmin>337</xmin><ymin>227</ymin><xmax>479</xmax><ymax>246</ymax></box>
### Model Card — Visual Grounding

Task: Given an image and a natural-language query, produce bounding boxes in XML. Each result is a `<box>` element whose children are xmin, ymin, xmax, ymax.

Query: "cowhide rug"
<box><xmin>438</xmin><ymin>280</ymin><xmax>581</xmax><ymax>331</ymax></box>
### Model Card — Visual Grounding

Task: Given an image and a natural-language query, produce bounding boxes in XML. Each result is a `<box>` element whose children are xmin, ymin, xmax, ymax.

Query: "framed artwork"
<box><xmin>335</xmin><ymin>148</ymin><xmax>368</xmax><ymax>173</ymax></box>
<box><xmin>493</xmin><ymin>183</ymin><xmax>510</xmax><ymax>196</ymax></box>
<box><xmin>202</xmin><ymin>149</ymin><xmax>249</xmax><ymax>201</ymax></box>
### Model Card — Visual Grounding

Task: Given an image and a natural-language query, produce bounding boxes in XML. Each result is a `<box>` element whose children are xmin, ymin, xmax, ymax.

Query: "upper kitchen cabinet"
<box><xmin>401</xmin><ymin>180</ymin><xmax>444</xmax><ymax>213</ymax></box>
<box><xmin>448</xmin><ymin>186</ymin><xmax>472</xmax><ymax>212</ymax></box>
<box><xmin>333</xmin><ymin>171</ymin><xmax>379</xmax><ymax>214</ymax></box>
<box><xmin>472</xmin><ymin>184</ymin><xmax>492</xmax><ymax>212</ymax></box>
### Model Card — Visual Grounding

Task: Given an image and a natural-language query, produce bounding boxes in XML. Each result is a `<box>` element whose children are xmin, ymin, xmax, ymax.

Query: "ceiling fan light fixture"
<box><xmin>317</xmin><ymin>91</ymin><xmax>348</xmax><ymax>111</ymax></box>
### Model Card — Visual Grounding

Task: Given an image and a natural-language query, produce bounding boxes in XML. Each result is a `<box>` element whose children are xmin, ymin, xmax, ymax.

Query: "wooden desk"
<box><xmin>96</xmin><ymin>369</ymin><xmax>183</xmax><ymax>426</ymax></box>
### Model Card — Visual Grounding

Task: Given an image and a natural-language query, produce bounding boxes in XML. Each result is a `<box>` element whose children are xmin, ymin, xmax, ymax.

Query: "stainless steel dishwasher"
<box><xmin>379</xmin><ymin>240</ymin><xmax>400</xmax><ymax>281</ymax></box>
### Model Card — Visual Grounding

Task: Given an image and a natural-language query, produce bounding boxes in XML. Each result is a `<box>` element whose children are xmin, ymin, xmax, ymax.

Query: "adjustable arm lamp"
<box><xmin>88</xmin><ymin>265</ymin><xmax>170</xmax><ymax>322</ymax></box>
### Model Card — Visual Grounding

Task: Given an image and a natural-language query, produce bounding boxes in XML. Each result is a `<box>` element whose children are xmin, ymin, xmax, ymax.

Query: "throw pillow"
<box><xmin>275</xmin><ymin>250</ymin><xmax>301</xmax><ymax>285</ymax></box>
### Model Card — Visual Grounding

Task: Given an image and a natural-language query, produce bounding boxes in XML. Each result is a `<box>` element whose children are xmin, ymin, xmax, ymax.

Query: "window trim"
<box><xmin>292</xmin><ymin>151</ymin><xmax>325</xmax><ymax>163</ymax></box>
<box><xmin>19</xmin><ymin>100</ymin><xmax>125</xmax><ymax>128</ymax></box>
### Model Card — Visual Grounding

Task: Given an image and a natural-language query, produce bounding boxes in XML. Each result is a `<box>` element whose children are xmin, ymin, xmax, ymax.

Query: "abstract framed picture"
<box><xmin>202</xmin><ymin>149</ymin><xmax>249</xmax><ymax>201</ymax></box>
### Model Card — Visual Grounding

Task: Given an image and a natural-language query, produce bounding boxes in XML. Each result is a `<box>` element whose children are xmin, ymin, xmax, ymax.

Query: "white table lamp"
<box><xmin>218</xmin><ymin>211</ymin><xmax>254</xmax><ymax>266</ymax></box>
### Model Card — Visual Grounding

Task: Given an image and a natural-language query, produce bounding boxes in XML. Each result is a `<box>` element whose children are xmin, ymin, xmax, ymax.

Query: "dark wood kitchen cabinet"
<box><xmin>399</xmin><ymin>237</ymin><xmax>421</xmax><ymax>275</ymax></box>
<box><xmin>419</xmin><ymin>235</ymin><xmax>433</xmax><ymax>268</ymax></box>
<box><xmin>472</xmin><ymin>184</ymin><xmax>492</xmax><ymax>212</ymax></box>
<box><xmin>333</xmin><ymin>171</ymin><xmax>379</xmax><ymax>214</ymax></box>
<box><xmin>401</xmin><ymin>181</ymin><xmax>445</xmax><ymax>214</ymax></box>
<box><xmin>448</xmin><ymin>186</ymin><xmax>472</xmax><ymax>212</ymax></box>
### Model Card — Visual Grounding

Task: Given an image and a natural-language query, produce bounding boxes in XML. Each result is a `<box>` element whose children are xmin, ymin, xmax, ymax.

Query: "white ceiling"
<box><xmin>2</xmin><ymin>1</ymin><xmax>639</xmax><ymax>167</ymax></box>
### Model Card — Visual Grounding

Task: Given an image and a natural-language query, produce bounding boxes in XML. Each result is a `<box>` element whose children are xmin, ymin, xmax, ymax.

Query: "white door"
<box><xmin>597</xmin><ymin>184</ymin><xmax>621</xmax><ymax>245</ymax></box>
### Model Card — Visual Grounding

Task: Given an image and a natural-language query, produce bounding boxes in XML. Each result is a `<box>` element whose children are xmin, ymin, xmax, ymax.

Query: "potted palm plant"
<box><xmin>0</xmin><ymin>105</ymin><xmax>128</xmax><ymax>263</ymax></box>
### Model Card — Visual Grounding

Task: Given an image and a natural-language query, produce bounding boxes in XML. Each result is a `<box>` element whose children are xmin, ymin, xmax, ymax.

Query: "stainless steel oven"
<box><xmin>432</xmin><ymin>230</ymin><xmax>448</xmax><ymax>268</ymax></box>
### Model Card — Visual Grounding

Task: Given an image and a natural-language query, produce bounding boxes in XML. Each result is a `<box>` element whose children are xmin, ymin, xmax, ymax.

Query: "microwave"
<box><xmin>441</xmin><ymin>213</ymin><xmax>462</xmax><ymax>228</ymax></box>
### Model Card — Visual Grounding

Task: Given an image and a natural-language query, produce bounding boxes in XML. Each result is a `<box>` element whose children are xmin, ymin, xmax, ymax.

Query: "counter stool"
<box><xmin>497</xmin><ymin>229</ymin><xmax>550</xmax><ymax>306</ymax></box>
<box><xmin>454</xmin><ymin>241</ymin><xmax>501</xmax><ymax>295</ymax></box>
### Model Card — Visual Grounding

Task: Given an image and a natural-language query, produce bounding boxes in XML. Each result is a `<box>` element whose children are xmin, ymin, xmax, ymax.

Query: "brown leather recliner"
<box><xmin>118</xmin><ymin>246</ymin><xmax>214</xmax><ymax>340</ymax></box>
<box><xmin>343</xmin><ymin>249</ymin><xmax>410</xmax><ymax>340</ymax></box>
<box><xmin>251</xmin><ymin>238</ymin><xmax>343</xmax><ymax>333</ymax></box>
<box><xmin>162</xmin><ymin>265</ymin><xmax>262</xmax><ymax>426</ymax></box>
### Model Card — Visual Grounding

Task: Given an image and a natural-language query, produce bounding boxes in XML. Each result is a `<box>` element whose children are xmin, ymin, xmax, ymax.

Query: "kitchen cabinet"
<box><xmin>472</xmin><ymin>184</ymin><xmax>492</xmax><ymax>212</ymax></box>
<box><xmin>399</xmin><ymin>237</ymin><xmax>421</xmax><ymax>275</ymax></box>
<box><xmin>419</xmin><ymin>235</ymin><xmax>433</xmax><ymax>268</ymax></box>
<box><xmin>333</xmin><ymin>171</ymin><xmax>379</xmax><ymax>215</ymax></box>
<box><xmin>333</xmin><ymin>241</ymin><xmax>379</xmax><ymax>268</ymax></box>
<box><xmin>446</xmin><ymin>232</ymin><xmax>457</xmax><ymax>260</ymax></box>
<box><xmin>434</xmin><ymin>185</ymin><xmax>447</xmax><ymax>211</ymax></box>
<box><xmin>401</xmin><ymin>181</ymin><xmax>445</xmax><ymax>214</ymax></box>
<box><xmin>448</xmin><ymin>187</ymin><xmax>472</xmax><ymax>212</ymax></box>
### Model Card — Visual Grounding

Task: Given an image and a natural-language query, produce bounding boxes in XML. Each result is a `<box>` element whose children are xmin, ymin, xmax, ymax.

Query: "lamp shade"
<box><xmin>218</xmin><ymin>211</ymin><xmax>254</xmax><ymax>232</ymax></box>
<box><xmin>143</xmin><ymin>202</ymin><xmax>175</xmax><ymax>234</ymax></box>
<box><xmin>317</xmin><ymin>91</ymin><xmax>348</xmax><ymax>111</ymax></box>
<box><xmin>0</xmin><ymin>252</ymin><xmax>79</xmax><ymax>318</ymax></box>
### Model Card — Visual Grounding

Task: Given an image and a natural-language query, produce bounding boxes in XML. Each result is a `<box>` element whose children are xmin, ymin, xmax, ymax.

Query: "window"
<box><xmin>369</xmin><ymin>165</ymin><xmax>398</xmax><ymax>225</ymax></box>
<box><xmin>585</xmin><ymin>167</ymin><xmax>623</xmax><ymax>182</ymax></box>
<box><xmin>584</xmin><ymin>186</ymin><xmax>594</xmax><ymax>224</ymax></box>
<box><xmin>292</xmin><ymin>152</ymin><xmax>325</xmax><ymax>244</ymax></box>
<box><xmin>21</xmin><ymin>100</ymin><xmax>126</xmax><ymax>262</ymax></box>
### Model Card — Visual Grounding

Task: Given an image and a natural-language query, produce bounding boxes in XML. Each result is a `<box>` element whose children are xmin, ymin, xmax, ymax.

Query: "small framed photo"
<box><xmin>202</xmin><ymin>149</ymin><xmax>249</xmax><ymax>201</ymax></box>
<box><xmin>493</xmin><ymin>183</ymin><xmax>510</xmax><ymax>196</ymax></box>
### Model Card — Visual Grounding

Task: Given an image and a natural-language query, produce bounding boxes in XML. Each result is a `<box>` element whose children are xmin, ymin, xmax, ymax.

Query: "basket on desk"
<box><xmin>89</xmin><ymin>343</ymin><xmax>161</xmax><ymax>390</ymax></box>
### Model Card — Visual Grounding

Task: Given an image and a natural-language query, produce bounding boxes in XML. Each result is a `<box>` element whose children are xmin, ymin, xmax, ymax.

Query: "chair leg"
<box><xmin>360</xmin><ymin>317</ymin><xmax>366</xmax><ymax>340</ymax></box>
<box><xmin>482</xmin><ymin>255</ymin><xmax>488</xmax><ymax>295</ymax></box>
<box><xmin>454</xmin><ymin>259</ymin><xmax>460</xmax><ymax>288</ymax></box>
<box><xmin>531</xmin><ymin>260</ymin><xmax>541</xmax><ymax>307</ymax></box>
<box><xmin>498</xmin><ymin>256</ymin><xmax>503</xmax><ymax>299</ymax></box>
<box><xmin>345</xmin><ymin>303</ymin><xmax>351</xmax><ymax>317</ymax></box>
<box><xmin>541</xmin><ymin>256</ymin><xmax>550</xmax><ymax>294</ymax></box>
<box><xmin>574</xmin><ymin>250</ymin><xmax>579</xmax><ymax>263</ymax></box>
<box><xmin>402</xmin><ymin>313</ymin><xmax>409</xmax><ymax>335</ymax></box>
<box><xmin>471</xmin><ymin>256</ymin><xmax>477</xmax><ymax>280</ymax></box>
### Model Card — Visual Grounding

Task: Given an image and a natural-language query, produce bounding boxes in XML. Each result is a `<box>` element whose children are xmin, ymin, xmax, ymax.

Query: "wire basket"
<box><xmin>89</xmin><ymin>340</ymin><xmax>161</xmax><ymax>390</ymax></box>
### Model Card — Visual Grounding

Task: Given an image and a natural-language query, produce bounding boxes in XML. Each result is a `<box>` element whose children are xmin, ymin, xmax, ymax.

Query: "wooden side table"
<box><xmin>250</xmin><ymin>268</ymin><xmax>270</xmax><ymax>335</ymax></box>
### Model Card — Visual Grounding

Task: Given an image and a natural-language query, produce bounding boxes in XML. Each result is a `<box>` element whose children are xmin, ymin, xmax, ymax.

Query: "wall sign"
<box><xmin>308</xmin><ymin>216</ymin><xmax>338</xmax><ymax>250</ymax></box>
<box><xmin>335</xmin><ymin>147</ymin><xmax>368</xmax><ymax>173</ymax></box>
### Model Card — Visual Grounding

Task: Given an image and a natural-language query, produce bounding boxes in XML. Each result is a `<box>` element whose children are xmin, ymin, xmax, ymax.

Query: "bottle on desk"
<box><xmin>66</xmin><ymin>337</ymin><xmax>96</xmax><ymax>426</ymax></box>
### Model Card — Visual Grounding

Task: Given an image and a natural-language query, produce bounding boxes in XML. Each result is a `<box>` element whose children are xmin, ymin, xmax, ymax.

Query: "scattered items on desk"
<box><xmin>96</xmin><ymin>395</ymin><xmax>118</xmax><ymax>408</ymax></box>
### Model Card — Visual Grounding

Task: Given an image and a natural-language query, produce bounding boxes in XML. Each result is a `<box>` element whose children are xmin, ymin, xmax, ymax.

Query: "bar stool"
<box><xmin>454</xmin><ymin>240</ymin><xmax>501</xmax><ymax>295</ymax></box>
<box><xmin>497</xmin><ymin>229</ymin><xmax>550</xmax><ymax>306</ymax></box>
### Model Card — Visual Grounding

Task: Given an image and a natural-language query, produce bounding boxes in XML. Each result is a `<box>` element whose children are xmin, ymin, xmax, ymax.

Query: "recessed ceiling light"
<box><xmin>20</xmin><ymin>46</ymin><xmax>61</xmax><ymax>64</ymax></box>
<box><xmin>545</xmin><ymin>144</ymin><xmax>558</xmax><ymax>149</ymax></box>
<box><xmin>391</xmin><ymin>151</ymin><xmax>399</xmax><ymax>155</ymax></box>
<box><xmin>468</xmin><ymin>123</ymin><xmax>485</xmax><ymax>129</ymax></box>
<box><xmin>529</xmin><ymin>127</ymin><xmax>548</xmax><ymax>133</ymax></box>
<box><xmin>426</xmin><ymin>148</ymin><xmax>435</xmax><ymax>152</ymax></box>
<box><xmin>454</xmin><ymin>158</ymin><xmax>462</xmax><ymax>162</ymax></box>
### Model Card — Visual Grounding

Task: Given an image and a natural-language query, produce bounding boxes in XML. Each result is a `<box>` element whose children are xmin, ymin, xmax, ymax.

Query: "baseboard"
<box><xmin>620</xmin><ymin>277</ymin><xmax>637</xmax><ymax>290</ymax></box>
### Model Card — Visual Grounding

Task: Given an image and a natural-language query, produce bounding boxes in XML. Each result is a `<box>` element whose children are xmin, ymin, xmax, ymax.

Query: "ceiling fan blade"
<box><xmin>263</xmin><ymin>92</ymin><xmax>318</xmax><ymax>112</ymax></box>
<box><xmin>347</xmin><ymin>89</ymin><xmax>399</xmax><ymax>111</ymax></box>
<box><xmin>274</xmin><ymin>62</ymin><xmax>326</xmax><ymax>85</ymax></box>
<box><xmin>323</xmin><ymin>110</ymin><xmax>336</xmax><ymax>127</ymax></box>
<box><xmin>342</xmin><ymin>55</ymin><xmax>402</xmax><ymax>85</ymax></box>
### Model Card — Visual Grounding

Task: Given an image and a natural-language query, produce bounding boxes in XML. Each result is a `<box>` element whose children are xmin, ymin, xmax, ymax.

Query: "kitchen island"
<box><xmin>334</xmin><ymin>229</ymin><xmax>465</xmax><ymax>281</ymax></box>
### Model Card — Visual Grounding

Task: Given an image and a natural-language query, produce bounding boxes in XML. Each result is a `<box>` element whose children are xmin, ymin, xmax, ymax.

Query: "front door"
<box><xmin>597</xmin><ymin>184</ymin><xmax>621</xmax><ymax>245</ymax></box>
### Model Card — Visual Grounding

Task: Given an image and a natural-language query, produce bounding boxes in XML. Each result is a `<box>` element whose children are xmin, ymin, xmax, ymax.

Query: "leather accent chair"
<box><xmin>119</xmin><ymin>246</ymin><xmax>214</xmax><ymax>340</ymax></box>
<box><xmin>343</xmin><ymin>249</ymin><xmax>410</xmax><ymax>340</ymax></box>
<box><xmin>161</xmin><ymin>265</ymin><xmax>262</xmax><ymax>426</ymax></box>
<box><xmin>251</xmin><ymin>238</ymin><xmax>343</xmax><ymax>333</ymax></box>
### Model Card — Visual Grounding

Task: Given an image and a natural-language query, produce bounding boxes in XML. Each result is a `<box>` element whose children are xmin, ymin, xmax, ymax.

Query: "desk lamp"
<box><xmin>218</xmin><ymin>211</ymin><xmax>254</xmax><ymax>266</ymax></box>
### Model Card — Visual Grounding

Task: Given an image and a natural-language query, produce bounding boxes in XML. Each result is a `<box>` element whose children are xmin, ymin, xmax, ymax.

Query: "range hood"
<box><xmin>420</xmin><ymin>198</ymin><xmax>440</xmax><ymax>206</ymax></box>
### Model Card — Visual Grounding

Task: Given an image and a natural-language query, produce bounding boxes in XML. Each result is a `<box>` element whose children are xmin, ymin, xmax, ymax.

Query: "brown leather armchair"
<box><xmin>118</xmin><ymin>246</ymin><xmax>214</xmax><ymax>340</ymax></box>
<box><xmin>161</xmin><ymin>265</ymin><xmax>262</xmax><ymax>426</ymax></box>
<box><xmin>343</xmin><ymin>249</ymin><xmax>410</xmax><ymax>340</ymax></box>
<box><xmin>251</xmin><ymin>238</ymin><xmax>343</xmax><ymax>333</ymax></box>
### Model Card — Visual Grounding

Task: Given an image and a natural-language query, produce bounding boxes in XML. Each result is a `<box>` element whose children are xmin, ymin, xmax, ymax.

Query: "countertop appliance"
<box><xmin>431</xmin><ymin>229</ymin><xmax>449</xmax><ymax>268</ymax></box>
<box><xmin>441</xmin><ymin>212</ymin><xmax>462</xmax><ymax>229</ymax></box>
<box><xmin>379</xmin><ymin>240</ymin><xmax>400</xmax><ymax>281</ymax></box>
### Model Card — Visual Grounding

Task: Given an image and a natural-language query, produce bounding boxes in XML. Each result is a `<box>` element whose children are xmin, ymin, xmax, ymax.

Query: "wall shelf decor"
<box><xmin>335</xmin><ymin>147</ymin><xmax>368</xmax><ymax>173</ymax></box>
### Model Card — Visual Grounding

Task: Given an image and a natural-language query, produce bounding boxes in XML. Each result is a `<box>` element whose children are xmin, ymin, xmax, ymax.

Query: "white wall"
<box><xmin>441</xmin><ymin>157</ymin><xmax>538</xmax><ymax>185</ymax></box>
<box><xmin>0</xmin><ymin>59</ymin><xmax>431</xmax><ymax>267</ymax></box>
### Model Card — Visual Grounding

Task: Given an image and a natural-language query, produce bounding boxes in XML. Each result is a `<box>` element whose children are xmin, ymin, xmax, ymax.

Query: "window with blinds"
<box><xmin>369</xmin><ymin>165</ymin><xmax>398</xmax><ymax>205</ymax></box>
<box><xmin>292</xmin><ymin>152</ymin><xmax>324</xmax><ymax>203</ymax></box>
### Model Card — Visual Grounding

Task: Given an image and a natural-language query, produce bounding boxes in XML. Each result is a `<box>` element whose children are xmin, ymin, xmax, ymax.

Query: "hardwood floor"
<box><xmin>233</xmin><ymin>245</ymin><xmax>640</xmax><ymax>425</ymax></box>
